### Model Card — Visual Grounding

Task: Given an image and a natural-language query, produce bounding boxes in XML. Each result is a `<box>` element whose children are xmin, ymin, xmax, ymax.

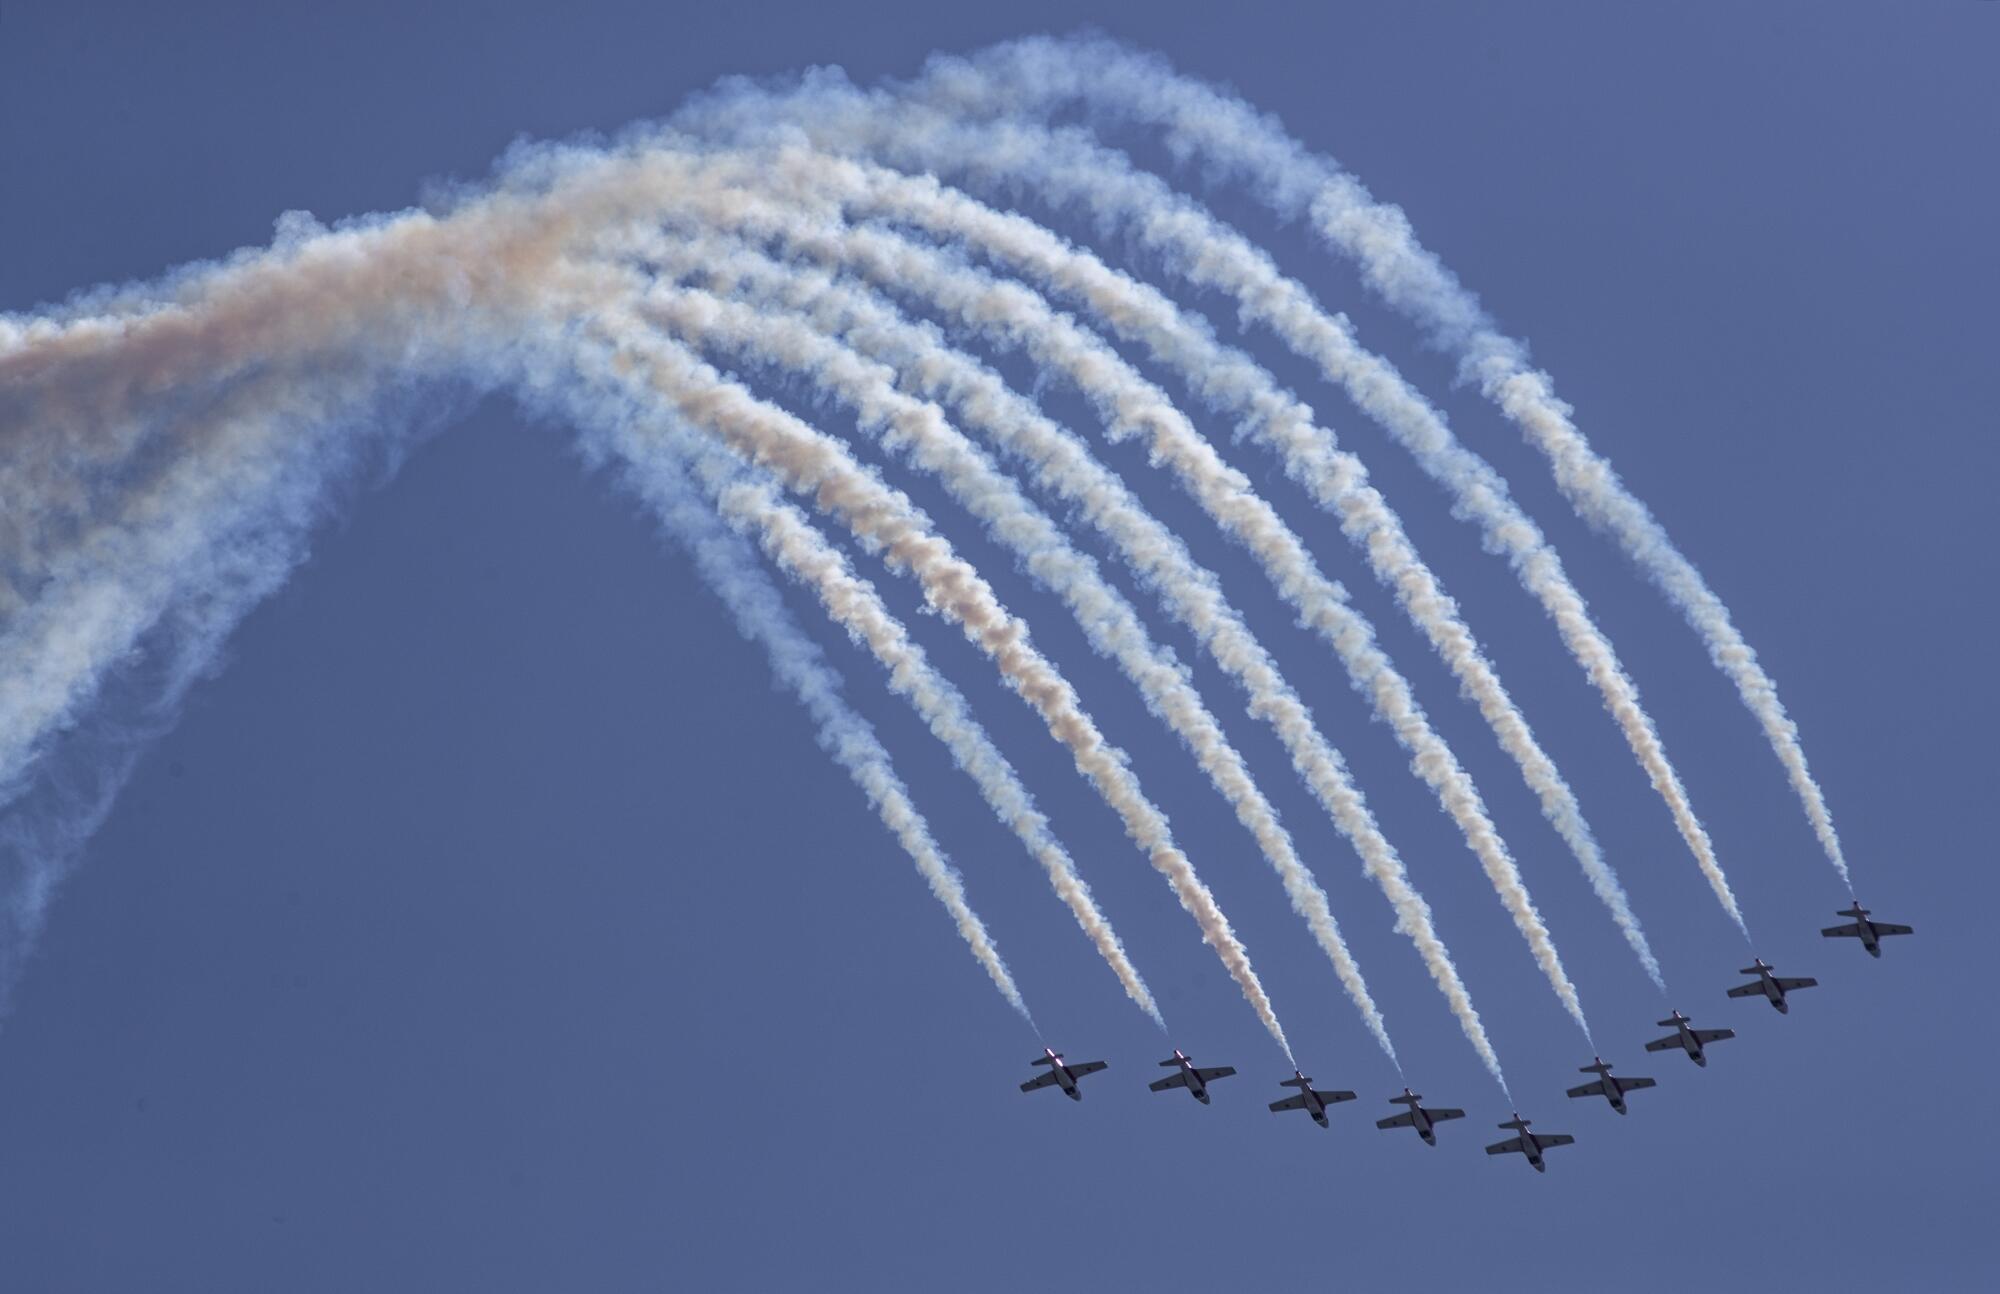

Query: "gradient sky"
<box><xmin>2</xmin><ymin>3</ymin><xmax>1995</xmax><ymax>1290</ymax></box>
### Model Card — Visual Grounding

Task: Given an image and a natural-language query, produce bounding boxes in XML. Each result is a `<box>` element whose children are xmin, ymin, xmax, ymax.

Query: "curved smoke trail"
<box><xmin>665</xmin><ymin>88</ymin><xmax>1670</xmax><ymax>979</ymax></box>
<box><xmin>909</xmin><ymin>35</ymin><xmax>1842</xmax><ymax>898</ymax></box>
<box><xmin>3</xmin><ymin>39</ymin><xmax>1840</xmax><ymax>1065</ymax></box>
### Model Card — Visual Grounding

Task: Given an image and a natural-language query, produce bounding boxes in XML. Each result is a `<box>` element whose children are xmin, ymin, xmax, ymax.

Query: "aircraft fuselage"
<box><xmin>1670</xmin><ymin>1024</ymin><xmax>1707</xmax><ymax>1065</ymax></box>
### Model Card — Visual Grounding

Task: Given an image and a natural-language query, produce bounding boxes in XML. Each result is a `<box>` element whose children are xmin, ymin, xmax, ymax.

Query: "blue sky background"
<box><xmin>2</xmin><ymin>2</ymin><xmax>1995</xmax><ymax>1289</ymax></box>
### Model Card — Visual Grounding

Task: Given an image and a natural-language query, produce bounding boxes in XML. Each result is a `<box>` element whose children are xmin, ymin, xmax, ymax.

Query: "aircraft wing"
<box><xmin>1566</xmin><ymin>1079</ymin><xmax>1609</xmax><ymax>1099</ymax></box>
<box><xmin>1376</xmin><ymin>1110</ymin><xmax>1417</xmax><ymax>1130</ymax></box>
<box><xmin>1149</xmin><ymin>1071</ymin><xmax>1192</xmax><ymax>1092</ymax></box>
<box><xmin>1315</xmin><ymin>1089</ymin><xmax>1357</xmax><ymax>1105</ymax></box>
<box><xmin>1619</xmin><ymin>1076</ymin><xmax>1658</xmax><ymax>1093</ymax></box>
<box><xmin>1821</xmin><ymin>922</ymin><xmax>1863</xmax><ymax>939</ymax></box>
<box><xmin>1270</xmin><ymin>1094</ymin><xmax>1309</xmax><ymax>1113</ymax></box>
<box><xmin>1485</xmin><ymin>1136</ymin><xmax>1527</xmax><ymax>1156</ymax></box>
<box><xmin>1692</xmin><ymin>1028</ymin><xmax>1735</xmax><ymax>1044</ymax></box>
<box><xmin>1194</xmin><ymin>1066</ymin><xmax>1236</xmax><ymax>1083</ymax></box>
<box><xmin>1774</xmin><ymin>977</ymin><xmax>1818</xmax><ymax>991</ymax></box>
<box><xmin>1020</xmin><ymin>1070</ymin><xmax>1062</xmax><ymax>1093</ymax></box>
<box><xmin>1874</xmin><ymin>923</ymin><xmax>1913</xmax><ymax>936</ymax></box>
<box><xmin>1430</xmin><ymin>1108</ymin><xmax>1466</xmax><ymax>1122</ymax></box>
<box><xmin>1539</xmin><ymin>1134</ymin><xmax>1576</xmax><ymax>1149</ymax></box>
<box><xmin>1726</xmin><ymin>982</ymin><xmax>1762</xmax><ymax>998</ymax></box>
<box><xmin>1643</xmin><ymin>1034</ymin><xmax>1680</xmax><ymax>1053</ymax></box>
<box><xmin>1068</xmin><ymin>1061</ymin><xmax>1107</xmax><ymax>1078</ymax></box>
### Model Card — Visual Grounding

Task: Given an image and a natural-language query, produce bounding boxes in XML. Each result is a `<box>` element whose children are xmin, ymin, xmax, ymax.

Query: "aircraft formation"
<box><xmin>0</xmin><ymin>39</ymin><xmax>1916</xmax><ymax>1184</ymax></box>
<box><xmin>1021</xmin><ymin>906</ymin><xmax>1910</xmax><ymax>1173</ymax></box>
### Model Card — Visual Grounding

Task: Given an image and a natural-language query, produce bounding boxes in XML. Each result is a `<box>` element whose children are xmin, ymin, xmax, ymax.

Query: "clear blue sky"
<box><xmin>2</xmin><ymin>2</ymin><xmax>1994</xmax><ymax>1289</ymax></box>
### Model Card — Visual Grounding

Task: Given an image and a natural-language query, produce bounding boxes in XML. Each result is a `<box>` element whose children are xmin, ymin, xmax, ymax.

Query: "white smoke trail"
<box><xmin>904</xmin><ymin>37</ymin><xmax>1833</xmax><ymax>900</ymax></box>
<box><xmin>553</xmin><ymin>287</ymin><xmax>1295</xmax><ymax>1057</ymax></box>
<box><xmin>617</xmin><ymin>258</ymin><xmax>1401</xmax><ymax>1065</ymax></box>
<box><xmin>615</xmin><ymin>225</ymin><xmax>1513</xmax><ymax>1080</ymax></box>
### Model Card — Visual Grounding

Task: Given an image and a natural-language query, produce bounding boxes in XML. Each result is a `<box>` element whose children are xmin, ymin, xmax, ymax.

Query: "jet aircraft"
<box><xmin>1018</xmin><ymin>1047</ymin><xmax>1107</xmax><ymax>1101</ymax></box>
<box><xmin>1726</xmin><ymin>958</ymin><xmax>1818</xmax><ymax>1013</ymax></box>
<box><xmin>1644</xmin><ymin>1010</ymin><xmax>1736</xmax><ymax>1066</ymax></box>
<box><xmin>1565</xmin><ymin>1057</ymin><xmax>1657</xmax><ymax>1115</ymax></box>
<box><xmin>1148</xmin><ymin>1049</ymin><xmax>1236</xmax><ymax>1104</ymax></box>
<box><xmin>1374</xmin><ymin>1088</ymin><xmax>1464</xmax><ymax>1145</ymax></box>
<box><xmin>1485</xmin><ymin>1113</ymin><xmax>1575</xmax><ymax>1173</ymax></box>
<box><xmin>1822</xmin><ymin>904</ymin><xmax>1913</xmax><ymax>958</ymax></box>
<box><xmin>1267</xmin><ymin>1071</ymin><xmax>1357</xmax><ymax>1129</ymax></box>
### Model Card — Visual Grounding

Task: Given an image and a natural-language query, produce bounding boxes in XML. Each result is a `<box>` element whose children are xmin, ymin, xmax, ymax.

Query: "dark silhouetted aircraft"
<box><xmin>1822</xmin><ymin>904</ymin><xmax>1912</xmax><ymax>958</ymax></box>
<box><xmin>1485</xmin><ymin>1113</ymin><xmax>1575</xmax><ymax>1173</ymax></box>
<box><xmin>1267</xmin><ymin>1070</ymin><xmax>1357</xmax><ymax>1129</ymax></box>
<box><xmin>1374</xmin><ymin>1088</ymin><xmax>1464</xmax><ymax>1145</ymax></box>
<box><xmin>1565</xmin><ymin>1057</ymin><xmax>1657</xmax><ymax>1115</ymax></box>
<box><xmin>1644</xmin><ymin>1010</ymin><xmax>1735</xmax><ymax>1066</ymax></box>
<box><xmin>1148</xmin><ymin>1049</ymin><xmax>1236</xmax><ymax>1104</ymax></box>
<box><xmin>1018</xmin><ymin>1047</ymin><xmax>1107</xmax><ymax>1101</ymax></box>
<box><xmin>1727</xmin><ymin>958</ymin><xmax>1818</xmax><ymax>1013</ymax></box>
